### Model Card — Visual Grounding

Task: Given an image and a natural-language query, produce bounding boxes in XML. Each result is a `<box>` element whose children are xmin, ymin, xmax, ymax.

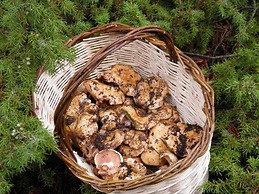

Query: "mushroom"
<box><xmin>64</xmin><ymin>93</ymin><xmax>99</xmax><ymax>160</ymax></box>
<box><xmin>141</xmin><ymin>148</ymin><xmax>166</xmax><ymax>166</ymax></box>
<box><xmin>133</xmin><ymin>78</ymin><xmax>150</xmax><ymax>109</ymax></box>
<box><xmin>168</xmin><ymin>105</ymin><xmax>181</xmax><ymax>123</ymax></box>
<box><xmin>148</xmin><ymin>102</ymin><xmax>179</xmax><ymax>121</ymax></box>
<box><xmin>148</xmin><ymin>76</ymin><xmax>169</xmax><ymax>109</ymax></box>
<box><xmin>120</xmin><ymin>105</ymin><xmax>159</xmax><ymax>130</ymax></box>
<box><xmin>94</xmin><ymin>149</ymin><xmax>123</xmax><ymax>179</ymax></box>
<box><xmin>141</xmin><ymin>122</ymin><xmax>178</xmax><ymax>166</ymax></box>
<box><xmin>76</xmin><ymin>113</ymin><xmax>98</xmax><ymax>133</ymax></box>
<box><xmin>123</xmin><ymin>96</ymin><xmax>135</xmax><ymax>106</ymax></box>
<box><xmin>118</xmin><ymin>129</ymin><xmax>147</xmax><ymax>157</ymax></box>
<box><xmin>160</xmin><ymin>150</ymin><xmax>178</xmax><ymax>165</ymax></box>
<box><xmin>96</xmin><ymin>157</ymin><xmax>147</xmax><ymax>181</ymax></box>
<box><xmin>71</xmin><ymin>100</ymin><xmax>98</xmax><ymax>131</ymax></box>
<box><xmin>64</xmin><ymin>115</ymin><xmax>78</xmax><ymax>141</ymax></box>
<box><xmin>163</xmin><ymin>122</ymin><xmax>202</xmax><ymax>158</ymax></box>
<box><xmin>123</xmin><ymin>130</ymin><xmax>147</xmax><ymax>150</ymax></box>
<box><xmin>99</xmin><ymin>108</ymin><xmax>118</xmax><ymax>130</ymax></box>
<box><xmin>141</xmin><ymin>141</ymin><xmax>168</xmax><ymax>166</ymax></box>
<box><xmin>97</xmin><ymin>98</ymin><xmax>134</xmax><ymax>128</ymax></box>
<box><xmin>134</xmin><ymin>76</ymin><xmax>169</xmax><ymax>110</ymax></box>
<box><xmin>148</xmin><ymin>122</ymin><xmax>172</xmax><ymax>147</ymax></box>
<box><xmin>64</xmin><ymin>93</ymin><xmax>92</xmax><ymax>124</ymax></box>
<box><xmin>123</xmin><ymin>130</ymin><xmax>135</xmax><ymax>145</ymax></box>
<box><xmin>97</xmin><ymin>64</ymin><xmax>142</xmax><ymax>96</ymax></box>
<box><xmin>69</xmin><ymin>118</ymin><xmax>99</xmax><ymax>162</ymax></box>
<box><xmin>64</xmin><ymin>93</ymin><xmax>98</xmax><ymax>125</ymax></box>
<box><xmin>118</xmin><ymin>113</ymin><xmax>132</xmax><ymax>127</ymax></box>
<box><xmin>185</xmin><ymin>125</ymin><xmax>202</xmax><ymax>149</ymax></box>
<box><xmin>123</xmin><ymin>157</ymin><xmax>147</xmax><ymax>180</ymax></box>
<box><xmin>94</xmin><ymin>129</ymin><xmax>125</xmax><ymax>150</ymax></box>
<box><xmin>118</xmin><ymin>144</ymin><xmax>146</xmax><ymax>158</ymax></box>
<box><xmin>83</xmin><ymin>79</ymin><xmax>125</xmax><ymax>105</ymax></box>
<box><xmin>81</xmin><ymin>140</ymin><xmax>99</xmax><ymax>163</ymax></box>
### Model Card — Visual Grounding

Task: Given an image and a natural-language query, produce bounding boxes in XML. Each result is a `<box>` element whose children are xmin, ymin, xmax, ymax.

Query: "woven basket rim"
<box><xmin>34</xmin><ymin>22</ymin><xmax>214</xmax><ymax>193</ymax></box>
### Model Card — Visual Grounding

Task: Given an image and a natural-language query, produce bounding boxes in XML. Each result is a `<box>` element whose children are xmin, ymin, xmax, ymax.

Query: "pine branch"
<box><xmin>182</xmin><ymin>51</ymin><xmax>236</xmax><ymax>60</ymax></box>
<box><xmin>244</xmin><ymin>0</ymin><xmax>258</xmax><ymax>32</ymax></box>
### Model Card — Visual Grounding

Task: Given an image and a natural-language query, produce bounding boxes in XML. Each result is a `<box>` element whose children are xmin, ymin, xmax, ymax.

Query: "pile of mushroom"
<box><xmin>64</xmin><ymin>64</ymin><xmax>202</xmax><ymax>180</ymax></box>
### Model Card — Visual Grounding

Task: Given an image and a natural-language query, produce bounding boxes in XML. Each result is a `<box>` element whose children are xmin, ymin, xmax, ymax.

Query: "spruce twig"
<box><xmin>211</xmin><ymin>24</ymin><xmax>231</xmax><ymax>65</ymax></box>
<box><xmin>182</xmin><ymin>51</ymin><xmax>236</xmax><ymax>60</ymax></box>
<box><xmin>244</xmin><ymin>0</ymin><xmax>258</xmax><ymax>33</ymax></box>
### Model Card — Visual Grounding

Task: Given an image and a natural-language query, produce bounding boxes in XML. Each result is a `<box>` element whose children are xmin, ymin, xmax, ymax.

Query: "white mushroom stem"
<box><xmin>99</xmin><ymin>162</ymin><xmax>116</xmax><ymax>175</ymax></box>
<box><xmin>160</xmin><ymin>150</ymin><xmax>178</xmax><ymax>165</ymax></box>
<box><xmin>102</xmin><ymin>162</ymin><xmax>114</xmax><ymax>169</ymax></box>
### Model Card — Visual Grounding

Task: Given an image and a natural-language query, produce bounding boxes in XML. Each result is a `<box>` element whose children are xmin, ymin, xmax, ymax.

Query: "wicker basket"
<box><xmin>33</xmin><ymin>23</ymin><xmax>214</xmax><ymax>193</ymax></box>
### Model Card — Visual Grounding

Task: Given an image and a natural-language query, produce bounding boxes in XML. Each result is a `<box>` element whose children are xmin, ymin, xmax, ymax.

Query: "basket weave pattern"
<box><xmin>33</xmin><ymin>23</ymin><xmax>214</xmax><ymax>193</ymax></box>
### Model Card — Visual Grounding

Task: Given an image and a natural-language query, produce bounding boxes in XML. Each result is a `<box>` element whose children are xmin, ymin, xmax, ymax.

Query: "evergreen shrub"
<box><xmin>0</xmin><ymin>0</ymin><xmax>258</xmax><ymax>193</ymax></box>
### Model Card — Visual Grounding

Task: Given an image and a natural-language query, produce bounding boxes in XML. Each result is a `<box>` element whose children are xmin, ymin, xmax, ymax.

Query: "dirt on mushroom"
<box><xmin>63</xmin><ymin>64</ymin><xmax>203</xmax><ymax>181</ymax></box>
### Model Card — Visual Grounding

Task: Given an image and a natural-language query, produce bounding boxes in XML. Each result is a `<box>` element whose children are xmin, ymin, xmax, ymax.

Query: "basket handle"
<box><xmin>65</xmin><ymin>23</ymin><xmax>178</xmax><ymax>61</ymax></box>
<box><xmin>54</xmin><ymin>23</ymin><xmax>179</xmax><ymax>154</ymax></box>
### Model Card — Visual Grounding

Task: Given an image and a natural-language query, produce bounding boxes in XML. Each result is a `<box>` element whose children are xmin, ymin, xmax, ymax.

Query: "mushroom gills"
<box><xmin>94</xmin><ymin>149</ymin><xmax>123</xmax><ymax>178</ymax></box>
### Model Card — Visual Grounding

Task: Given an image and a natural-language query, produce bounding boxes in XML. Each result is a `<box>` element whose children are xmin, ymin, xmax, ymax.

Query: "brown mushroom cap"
<box><xmin>94</xmin><ymin>149</ymin><xmax>123</xmax><ymax>176</ymax></box>
<box><xmin>65</xmin><ymin>93</ymin><xmax>90</xmax><ymax>117</ymax></box>
<box><xmin>163</xmin><ymin>122</ymin><xmax>202</xmax><ymax>158</ymax></box>
<box><xmin>123</xmin><ymin>157</ymin><xmax>147</xmax><ymax>179</ymax></box>
<box><xmin>133</xmin><ymin>78</ymin><xmax>150</xmax><ymax>109</ymax></box>
<box><xmin>97</xmin><ymin>64</ymin><xmax>142</xmax><ymax>96</ymax></box>
<box><xmin>118</xmin><ymin>144</ymin><xmax>146</xmax><ymax>158</ymax></box>
<box><xmin>120</xmin><ymin>105</ymin><xmax>159</xmax><ymax>130</ymax></box>
<box><xmin>141</xmin><ymin>122</ymin><xmax>179</xmax><ymax>166</ymax></box>
<box><xmin>141</xmin><ymin>148</ymin><xmax>166</xmax><ymax>166</ymax></box>
<box><xmin>64</xmin><ymin>93</ymin><xmax>100</xmax><ymax>159</ymax></box>
<box><xmin>148</xmin><ymin>102</ymin><xmax>176</xmax><ymax>120</ymax></box>
<box><xmin>148</xmin><ymin>76</ymin><xmax>169</xmax><ymax>110</ymax></box>
<box><xmin>123</xmin><ymin>130</ymin><xmax>147</xmax><ymax>150</ymax></box>
<box><xmin>95</xmin><ymin>129</ymin><xmax>125</xmax><ymax>150</ymax></box>
<box><xmin>99</xmin><ymin>108</ymin><xmax>118</xmax><ymax>130</ymax></box>
<box><xmin>134</xmin><ymin>76</ymin><xmax>169</xmax><ymax>110</ymax></box>
<box><xmin>83</xmin><ymin>79</ymin><xmax>125</xmax><ymax>105</ymax></box>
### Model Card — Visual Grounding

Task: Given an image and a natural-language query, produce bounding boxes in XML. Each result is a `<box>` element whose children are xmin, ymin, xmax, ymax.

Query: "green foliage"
<box><xmin>212</xmin><ymin>47</ymin><xmax>259</xmax><ymax>111</ymax></box>
<box><xmin>0</xmin><ymin>0</ymin><xmax>258</xmax><ymax>193</ymax></box>
<box><xmin>205</xmin><ymin>2</ymin><xmax>259</xmax><ymax>191</ymax></box>
<box><xmin>0</xmin><ymin>0</ymin><xmax>70</xmax><ymax>193</ymax></box>
<box><xmin>205</xmin><ymin>40</ymin><xmax>259</xmax><ymax>193</ymax></box>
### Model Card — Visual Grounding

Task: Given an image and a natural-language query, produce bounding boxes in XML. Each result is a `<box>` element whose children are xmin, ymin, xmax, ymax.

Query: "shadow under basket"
<box><xmin>33</xmin><ymin>23</ymin><xmax>214</xmax><ymax>194</ymax></box>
